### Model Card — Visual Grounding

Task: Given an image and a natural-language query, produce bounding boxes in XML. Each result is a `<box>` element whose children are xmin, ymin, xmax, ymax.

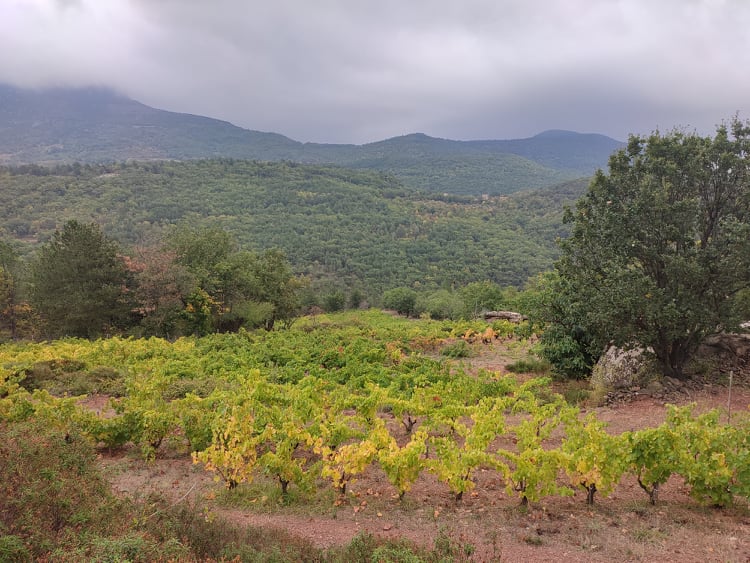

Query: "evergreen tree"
<box><xmin>30</xmin><ymin>221</ymin><xmax>132</xmax><ymax>338</ymax></box>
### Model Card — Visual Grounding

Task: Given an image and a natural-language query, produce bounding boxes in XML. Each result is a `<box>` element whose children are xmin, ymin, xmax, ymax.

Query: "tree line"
<box><xmin>0</xmin><ymin>221</ymin><xmax>303</xmax><ymax>340</ymax></box>
<box><xmin>0</xmin><ymin>219</ymin><xmax>526</xmax><ymax>341</ymax></box>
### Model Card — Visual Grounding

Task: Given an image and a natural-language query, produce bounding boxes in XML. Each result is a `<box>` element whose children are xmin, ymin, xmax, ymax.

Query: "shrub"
<box><xmin>0</xmin><ymin>419</ymin><xmax>126</xmax><ymax>558</ymax></box>
<box><xmin>322</xmin><ymin>290</ymin><xmax>347</xmax><ymax>312</ymax></box>
<box><xmin>417</xmin><ymin>289</ymin><xmax>465</xmax><ymax>320</ymax></box>
<box><xmin>441</xmin><ymin>340</ymin><xmax>472</xmax><ymax>358</ymax></box>
<box><xmin>505</xmin><ymin>356</ymin><xmax>550</xmax><ymax>374</ymax></box>
<box><xmin>383</xmin><ymin>288</ymin><xmax>419</xmax><ymax>317</ymax></box>
<box><xmin>537</xmin><ymin>324</ymin><xmax>597</xmax><ymax>379</ymax></box>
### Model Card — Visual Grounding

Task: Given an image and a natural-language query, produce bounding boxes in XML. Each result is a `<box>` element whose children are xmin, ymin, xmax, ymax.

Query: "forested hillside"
<box><xmin>0</xmin><ymin>160</ymin><xmax>588</xmax><ymax>294</ymax></box>
<box><xmin>0</xmin><ymin>84</ymin><xmax>621</xmax><ymax>194</ymax></box>
<box><xmin>300</xmin><ymin>133</ymin><xmax>575</xmax><ymax>194</ymax></box>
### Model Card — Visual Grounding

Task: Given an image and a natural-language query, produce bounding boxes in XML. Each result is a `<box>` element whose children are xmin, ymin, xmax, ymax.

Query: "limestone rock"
<box><xmin>700</xmin><ymin>333</ymin><xmax>750</xmax><ymax>358</ymax></box>
<box><xmin>591</xmin><ymin>345</ymin><xmax>657</xmax><ymax>394</ymax></box>
<box><xmin>483</xmin><ymin>311</ymin><xmax>527</xmax><ymax>323</ymax></box>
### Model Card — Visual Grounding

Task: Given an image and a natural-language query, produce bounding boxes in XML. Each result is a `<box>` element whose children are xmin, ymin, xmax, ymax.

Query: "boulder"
<box><xmin>590</xmin><ymin>345</ymin><xmax>657</xmax><ymax>394</ymax></box>
<box><xmin>692</xmin><ymin>331</ymin><xmax>750</xmax><ymax>383</ymax></box>
<box><xmin>700</xmin><ymin>333</ymin><xmax>750</xmax><ymax>358</ymax></box>
<box><xmin>483</xmin><ymin>311</ymin><xmax>527</xmax><ymax>323</ymax></box>
<box><xmin>642</xmin><ymin>380</ymin><xmax>664</xmax><ymax>397</ymax></box>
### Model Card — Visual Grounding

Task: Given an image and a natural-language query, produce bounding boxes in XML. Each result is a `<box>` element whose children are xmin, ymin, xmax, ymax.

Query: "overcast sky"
<box><xmin>1</xmin><ymin>0</ymin><xmax>748</xmax><ymax>144</ymax></box>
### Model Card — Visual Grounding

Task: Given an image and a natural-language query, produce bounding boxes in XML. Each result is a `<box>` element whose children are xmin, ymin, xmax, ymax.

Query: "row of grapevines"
<box><xmin>183</xmin><ymin>377</ymin><xmax>750</xmax><ymax>508</ymax></box>
<box><xmin>2</xmin><ymin>312</ymin><xmax>749</xmax><ymax>508</ymax></box>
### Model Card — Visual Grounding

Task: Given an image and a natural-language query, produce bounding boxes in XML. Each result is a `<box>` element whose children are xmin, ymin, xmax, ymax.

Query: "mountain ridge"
<box><xmin>0</xmin><ymin>83</ymin><xmax>623</xmax><ymax>194</ymax></box>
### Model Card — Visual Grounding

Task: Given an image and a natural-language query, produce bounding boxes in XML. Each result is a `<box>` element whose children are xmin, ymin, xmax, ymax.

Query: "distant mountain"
<box><xmin>465</xmin><ymin>129</ymin><xmax>626</xmax><ymax>175</ymax></box>
<box><xmin>0</xmin><ymin>84</ymin><xmax>624</xmax><ymax>194</ymax></box>
<box><xmin>0</xmin><ymin>84</ymin><xmax>301</xmax><ymax>162</ymax></box>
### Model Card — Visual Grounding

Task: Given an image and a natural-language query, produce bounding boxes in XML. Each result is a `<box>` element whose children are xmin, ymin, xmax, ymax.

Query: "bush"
<box><xmin>153</xmin><ymin>500</ymin><xmax>321</xmax><ymax>562</ymax></box>
<box><xmin>505</xmin><ymin>356</ymin><xmax>550</xmax><ymax>374</ymax></box>
<box><xmin>331</xmin><ymin>532</ymin><xmax>434</xmax><ymax>563</ymax></box>
<box><xmin>371</xmin><ymin>544</ymin><xmax>424</xmax><ymax>562</ymax></box>
<box><xmin>417</xmin><ymin>290</ymin><xmax>465</xmax><ymax>320</ymax></box>
<box><xmin>17</xmin><ymin>361</ymin><xmax>126</xmax><ymax>397</ymax></box>
<box><xmin>383</xmin><ymin>288</ymin><xmax>419</xmax><ymax>317</ymax></box>
<box><xmin>86</xmin><ymin>534</ymin><xmax>188</xmax><ymax>562</ymax></box>
<box><xmin>459</xmin><ymin>280</ymin><xmax>507</xmax><ymax>318</ymax></box>
<box><xmin>491</xmin><ymin>319</ymin><xmax>517</xmax><ymax>338</ymax></box>
<box><xmin>0</xmin><ymin>419</ymin><xmax>126</xmax><ymax>558</ymax></box>
<box><xmin>537</xmin><ymin>325</ymin><xmax>597</xmax><ymax>379</ymax></box>
<box><xmin>321</xmin><ymin>290</ymin><xmax>347</xmax><ymax>312</ymax></box>
<box><xmin>441</xmin><ymin>340</ymin><xmax>472</xmax><ymax>358</ymax></box>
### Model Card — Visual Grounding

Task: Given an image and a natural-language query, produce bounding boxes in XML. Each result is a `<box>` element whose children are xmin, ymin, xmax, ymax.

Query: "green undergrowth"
<box><xmin>440</xmin><ymin>339</ymin><xmax>473</xmax><ymax>358</ymax></box>
<box><xmin>505</xmin><ymin>355</ymin><xmax>551</xmax><ymax>374</ymax></box>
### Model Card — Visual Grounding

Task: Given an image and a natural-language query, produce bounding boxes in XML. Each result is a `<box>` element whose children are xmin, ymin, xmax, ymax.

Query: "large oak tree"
<box><xmin>556</xmin><ymin>118</ymin><xmax>750</xmax><ymax>378</ymax></box>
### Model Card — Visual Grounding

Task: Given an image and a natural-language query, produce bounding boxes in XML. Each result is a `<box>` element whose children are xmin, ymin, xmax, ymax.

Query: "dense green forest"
<box><xmin>0</xmin><ymin>160</ymin><xmax>587</xmax><ymax>296</ymax></box>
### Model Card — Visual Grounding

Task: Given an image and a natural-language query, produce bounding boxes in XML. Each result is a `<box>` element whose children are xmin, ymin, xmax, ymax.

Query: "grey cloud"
<box><xmin>0</xmin><ymin>0</ymin><xmax>748</xmax><ymax>143</ymax></box>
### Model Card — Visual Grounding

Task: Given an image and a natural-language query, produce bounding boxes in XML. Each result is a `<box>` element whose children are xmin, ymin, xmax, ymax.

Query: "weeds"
<box><xmin>631</xmin><ymin>525</ymin><xmax>667</xmax><ymax>544</ymax></box>
<box><xmin>441</xmin><ymin>340</ymin><xmax>472</xmax><ymax>358</ymax></box>
<box><xmin>216</xmin><ymin>474</ymin><xmax>336</xmax><ymax>514</ymax></box>
<box><xmin>505</xmin><ymin>356</ymin><xmax>550</xmax><ymax>374</ymax></box>
<box><xmin>522</xmin><ymin>533</ymin><xmax>544</xmax><ymax>546</ymax></box>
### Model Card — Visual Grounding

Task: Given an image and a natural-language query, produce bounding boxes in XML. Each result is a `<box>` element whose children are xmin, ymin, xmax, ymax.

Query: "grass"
<box><xmin>440</xmin><ymin>339</ymin><xmax>472</xmax><ymax>358</ymax></box>
<box><xmin>505</xmin><ymin>355</ymin><xmax>551</xmax><ymax>374</ymax></box>
<box><xmin>631</xmin><ymin>525</ymin><xmax>668</xmax><ymax>544</ymax></box>
<box><xmin>216</xmin><ymin>475</ymin><xmax>338</xmax><ymax>515</ymax></box>
<box><xmin>0</xmin><ymin>535</ymin><xmax>31</xmax><ymax>562</ymax></box>
<box><xmin>521</xmin><ymin>533</ymin><xmax>544</xmax><ymax>546</ymax></box>
<box><xmin>557</xmin><ymin>380</ymin><xmax>592</xmax><ymax>405</ymax></box>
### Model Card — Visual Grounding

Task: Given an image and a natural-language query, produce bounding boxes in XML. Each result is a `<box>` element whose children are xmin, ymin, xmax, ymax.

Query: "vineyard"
<box><xmin>2</xmin><ymin>310</ymin><xmax>750</xmax><ymax>560</ymax></box>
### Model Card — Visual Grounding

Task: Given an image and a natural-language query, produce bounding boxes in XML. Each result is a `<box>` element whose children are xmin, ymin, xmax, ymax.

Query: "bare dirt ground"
<box><xmin>98</xmin><ymin>340</ymin><xmax>750</xmax><ymax>562</ymax></box>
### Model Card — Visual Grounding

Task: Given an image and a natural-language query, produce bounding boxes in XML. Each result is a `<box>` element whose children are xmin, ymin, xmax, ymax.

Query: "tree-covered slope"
<box><xmin>299</xmin><ymin>133</ymin><xmax>574</xmax><ymax>194</ymax></box>
<box><xmin>0</xmin><ymin>160</ymin><xmax>589</xmax><ymax>293</ymax></box>
<box><xmin>465</xmin><ymin>129</ymin><xmax>626</xmax><ymax>175</ymax></box>
<box><xmin>0</xmin><ymin>84</ymin><xmax>621</xmax><ymax>195</ymax></box>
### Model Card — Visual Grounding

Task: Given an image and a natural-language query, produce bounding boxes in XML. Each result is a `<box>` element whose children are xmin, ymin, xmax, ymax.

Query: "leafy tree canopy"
<box><xmin>166</xmin><ymin>223</ymin><xmax>304</xmax><ymax>333</ymax></box>
<box><xmin>554</xmin><ymin>117</ymin><xmax>750</xmax><ymax>378</ymax></box>
<box><xmin>382</xmin><ymin>287</ymin><xmax>419</xmax><ymax>317</ymax></box>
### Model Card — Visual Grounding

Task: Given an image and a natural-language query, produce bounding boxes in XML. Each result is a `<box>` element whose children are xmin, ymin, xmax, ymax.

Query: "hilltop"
<box><xmin>0</xmin><ymin>83</ymin><xmax>622</xmax><ymax>195</ymax></box>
